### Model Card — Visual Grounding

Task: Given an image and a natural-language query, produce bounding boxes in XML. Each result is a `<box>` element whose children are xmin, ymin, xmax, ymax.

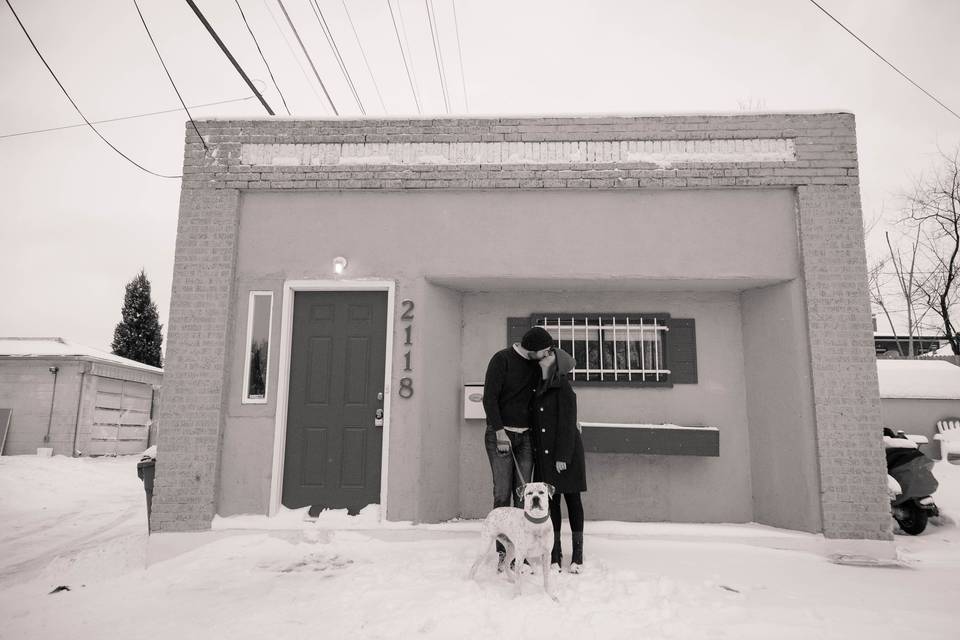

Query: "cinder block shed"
<box><xmin>152</xmin><ymin>112</ymin><xmax>891</xmax><ymax>546</ymax></box>
<box><xmin>0</xmin><ymin>338</ymin><xmax>162</xmax><ymax>456</ymax></box>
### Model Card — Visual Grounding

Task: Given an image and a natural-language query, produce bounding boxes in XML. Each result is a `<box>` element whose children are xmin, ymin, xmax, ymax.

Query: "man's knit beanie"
<box><xmin>520</xmin><ymin>326</ymin><xmax>554</xmax><ymax>351</ymax></box>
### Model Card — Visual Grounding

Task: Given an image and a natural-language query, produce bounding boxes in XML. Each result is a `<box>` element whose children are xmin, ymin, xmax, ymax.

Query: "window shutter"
<box><xmin>507</xmin><ymin>317</ymin><xmax>533</xmax><ymax>348</ymax></box>
<box><xmin>667</xmin><ymin>318</ymin><xmax>697</xmax><ymax>384</ymax></box>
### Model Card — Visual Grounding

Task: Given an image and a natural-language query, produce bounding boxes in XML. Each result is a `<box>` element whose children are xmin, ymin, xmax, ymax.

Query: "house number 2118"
<box><xmin>399</xmin><ymin>299</ymin><xmax>414</xmax><ymax>398</ymax></box>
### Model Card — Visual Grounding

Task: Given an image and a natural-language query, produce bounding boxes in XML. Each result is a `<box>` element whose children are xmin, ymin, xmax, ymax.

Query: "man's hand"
<box><xmin>496</xmin><ymin>429</ymin><xmax>511</xmax><ymax>454</ymax></box>
<box><xmin>556</xmin><ymin>461</ymin><xmax>567</xmax><ymax>473</ymax></box>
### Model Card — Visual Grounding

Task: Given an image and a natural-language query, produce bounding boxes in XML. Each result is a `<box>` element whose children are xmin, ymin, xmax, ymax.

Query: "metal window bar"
<box><xmin>625</xmin><ymin>316</ymin><xmax>632</xmax><ymax>381</ymax></box>
<box><xmin>612</xmin><ymin>316</ymin><xmax>618</xmax><ymax>380</ymax></box>
<box><xmin>597</xmin><ymin>316</ymin><xmax>604</xmax><ymax>381</ymax></box>
<box><xmin>536</xmin><ymin>316</ymin><xmax>669</xmax><ymax>380</ymax></box>
<box><xmin>640</xmin><ymin>319</ymin><xmax>646</xmax><ymax>382</ymax></box>
<box><xmin>653</xmin><ymin>317</ymin><xmax>660</xmax><ymax>381</ymax></box>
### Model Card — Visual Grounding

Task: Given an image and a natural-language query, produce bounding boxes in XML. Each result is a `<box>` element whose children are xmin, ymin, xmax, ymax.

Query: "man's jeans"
<box><xmin>484</xmin><ymin>426</ymin><xmax>533</xmax><ymax>509</ymax></box>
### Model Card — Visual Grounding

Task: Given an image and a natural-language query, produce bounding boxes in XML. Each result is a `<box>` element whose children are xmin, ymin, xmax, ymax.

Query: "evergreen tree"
<box><xmin>111</xmin><ymin>270</ymin><xmax>163</xmax><ymax>367</ymax></box>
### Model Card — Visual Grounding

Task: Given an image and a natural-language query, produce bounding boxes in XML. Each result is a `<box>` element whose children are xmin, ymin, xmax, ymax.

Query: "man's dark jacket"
<box><xmin>482</xmin><ymin>347</ymin><xmax>539</xmax><ymax>430</ymax></box>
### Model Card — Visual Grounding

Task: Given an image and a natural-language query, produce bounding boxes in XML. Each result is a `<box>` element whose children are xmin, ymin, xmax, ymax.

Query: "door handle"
<box><xmin>375</xmin><ymin>408</ymin><xmax>384</xmax><ymax>427</ymax></box>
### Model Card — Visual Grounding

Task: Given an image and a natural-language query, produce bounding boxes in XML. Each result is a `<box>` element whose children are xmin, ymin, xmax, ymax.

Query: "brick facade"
<box><xmin>153</xmin><ymin>113</ymin><xmax>889</xmax><ymax>540</ymax></box>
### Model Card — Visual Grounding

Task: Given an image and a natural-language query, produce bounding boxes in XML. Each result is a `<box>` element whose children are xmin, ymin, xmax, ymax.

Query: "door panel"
<box><xmin>283</xmin><ymin>291</ymin><xmax>387</xmax><ymax>514</ymax></box>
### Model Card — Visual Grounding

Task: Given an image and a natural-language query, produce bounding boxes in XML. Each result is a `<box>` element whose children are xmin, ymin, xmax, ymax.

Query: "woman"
<box><xmin>531</xmin><ymin>346</ymin><xmax>587</xmax><ymax>573</ymax></box>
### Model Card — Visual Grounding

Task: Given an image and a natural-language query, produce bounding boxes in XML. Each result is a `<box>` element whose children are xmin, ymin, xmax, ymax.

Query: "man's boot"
<box><xmin>569</xmin><ymin>531</ymin><xmax>584</xmax><ymax>574</ymax></box>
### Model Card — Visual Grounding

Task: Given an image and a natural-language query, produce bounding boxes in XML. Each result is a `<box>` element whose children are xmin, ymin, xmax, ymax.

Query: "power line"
<box><xmin>235</xmin><ymin>0</ymin><xmax>291</xmax><ymax>115</ymax></box>
<box><xmin>451</xmin><ymin>0</ymin><xmax>468</xmax><ymax>112</ymax></box>
<box><xmin>184</xmin><ymin>0</ymin><xmax>275</xmax><ymax>115</ymax></box>
<box><xmin>807</xmin><ymin>0</ymin><xmax>960</xmax><ymax>122</ymax></box>
<box><xmin>387</xmin><ymin>0</ymin><xmax>421</xmax><ymax>113</ymax></box>
<box><xmin>424</xmin><ymin>0</ymin><xmax>450</xmax><ymax>114</ymax></box>
<box><xmin>276</xmin><ymin>0</ymin><xmax>338</xmax><ymax>115</ymax></box>
<box><xmin>132</xmin><ymin>0</ymin><xmax>207</xmax><ymax>151</ymax></box>
<box><xmin>308</xmin><ymin>0</ymin><xmax>364</xmax><ymax>114</ymax></box>
<box><xmin>342</xmin><ymin>0</ymin><xmax>387</xmax><ymax>114</ymax></box>
<box><xmin>261</xmin><ymin>0</ymin><xmax>328</xmax><ymax>111</ymax></box>
<box><xmin>0</xmin><ymin>96</ymin><xmax>255</xmax><ymax>140</ymax></box>
<box><xmin>4</xmin><ymin>0</ymin><xmax>181</xmax><ymax>178</ymax></box>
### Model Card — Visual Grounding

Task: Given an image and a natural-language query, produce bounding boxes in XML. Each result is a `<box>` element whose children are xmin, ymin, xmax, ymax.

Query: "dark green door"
<box><xmin>283</xmin><ymin>291</ymin><xmax>387</xmax><ymax>515</ymax></box>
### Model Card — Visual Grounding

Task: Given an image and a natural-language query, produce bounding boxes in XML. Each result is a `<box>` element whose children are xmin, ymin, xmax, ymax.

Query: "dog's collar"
<box><xmin>524</xmin><ymin>512</ymin><xmax>550</xmax><ymax>524</ymax></box>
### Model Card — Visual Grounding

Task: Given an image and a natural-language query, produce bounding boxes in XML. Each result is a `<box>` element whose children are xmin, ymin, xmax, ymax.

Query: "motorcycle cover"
<box><xmin>886</xmin><ymin>447</ymin><xmax>939</xmax><ymax>504</ymax></box>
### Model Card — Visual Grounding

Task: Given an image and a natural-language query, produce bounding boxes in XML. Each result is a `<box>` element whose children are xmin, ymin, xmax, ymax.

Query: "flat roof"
<box><xmin>0</xmin><ymin>337</ymin><xmax>162</xmax><ymax>374</ymax></box>
<box><xmin>196</xmin><ymin>110</ymin><xmax>854</xmax><ymax>123</ymax></box>
<box><xmin>876</xmin><ymin>360</ymin><xmax>960</xmax><ymax>400</ymax></box>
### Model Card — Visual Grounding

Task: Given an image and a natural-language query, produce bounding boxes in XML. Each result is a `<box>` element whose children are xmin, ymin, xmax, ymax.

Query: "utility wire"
<box><xmin>308</xmin><ymin>0</ymin><xmax>364</xmax><ymax>114</ymax></box>
<box><xmin>261</xmin><ymin>0</ymin><xmax>328</xmax><ymax>111</ymax></box>
<box><xmin>424</xmin><ymin>0</ymin><xmax>450</xmax><ymax>113</ymax></box>
<box><xmin>387</xmin><ymin>0</ymin><xmax>421</xmax><ymax>113</ymax></box>
<box><xmin>185</xmin><ymin>0</ymin><xmax>275</xmax><ymax>115</ymax></box>
<box><xmin>4</xmin><ymin>0</ymin><xmax>181</xmax><ymax>178</ymax></box>
<box><xmin>397</xmin><ymin>0</ymin><xmax>425</xmax><ymax>111</ymax></box>
<box><xmin>807</xmin><ymin>0</ymin><xmax>960</xmax><ymax>122</ymax></box>
<box><xmin>342</xmin><ymin>0</ymin><xmax>387</xmax><ymax>114</ymax></box>
<box><xmin>132</xmin><ymin>0</ymin><xmax>207</xmax><ymax>151</ymax></box>
<box><xmin>451</xmin><ymin>0</ymin><xmax>468</xmax><ymax>112</ymax></box>
<box><xmin>235</xmin><ymin>0</ymin><xmax>291</xmax><ymax>115</ymax></box>
<box><xmin>0</xmin><ymin>95</ymin><xmax>255</xmax><ymax>140</ymax></box>
<box><xmin>276</xmin><ymin>0</ymin><xmax>338</xmax><ymax>115</ymax></box>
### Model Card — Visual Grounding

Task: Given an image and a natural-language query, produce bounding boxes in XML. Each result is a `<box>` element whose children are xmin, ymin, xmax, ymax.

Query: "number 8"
<box><xmin>399</xmin><ymin>377</ymin><xmax>414</xmax><ymax>398</ymax></box>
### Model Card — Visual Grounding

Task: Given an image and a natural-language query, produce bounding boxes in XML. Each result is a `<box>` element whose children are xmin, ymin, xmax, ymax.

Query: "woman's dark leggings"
<box><xmin>549</xmin><ymin>492</ymin><xmax>584</xmax><ymax>533</ymax></box>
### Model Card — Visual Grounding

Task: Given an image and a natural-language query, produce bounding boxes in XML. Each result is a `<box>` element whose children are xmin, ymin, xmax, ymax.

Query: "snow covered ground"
<box><xmin>1</xmin><ymin>455</ymin><xmax>959</xmax><ymax>640</ymax></box>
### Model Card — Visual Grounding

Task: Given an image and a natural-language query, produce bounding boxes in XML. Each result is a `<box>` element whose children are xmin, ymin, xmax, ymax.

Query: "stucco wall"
<box><xmin>0</xmin><ymin>359</ymin><xmax>84</xmax><ymax>455</ymax></box>
<box><xmin>415</xmin><ymin>280</ymin><xmax>463</xmax><ymax>522</ymax></box>
<box><xmin>217</xmin><ymin>187</ymin><xmax>796</xmax><ymax>521</ymax></box>
<box><xmin>459</xmin><ymin>290</ymin><xmax>754</xmax><ymax>523</ymax></box>
<box><xmin>742</xmin><ymin>280</ymin><xmax>821</xmax><ymax>532</ymax></box>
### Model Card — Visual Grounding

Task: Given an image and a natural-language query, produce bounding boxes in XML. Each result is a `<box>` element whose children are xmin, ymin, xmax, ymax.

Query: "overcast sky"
<box><xmin>1</xmin><ymin>0</ymin><xmax>959</xmax><ymax>351</ymax></box>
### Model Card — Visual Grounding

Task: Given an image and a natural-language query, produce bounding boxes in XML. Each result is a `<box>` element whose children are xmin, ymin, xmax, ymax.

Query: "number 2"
<box><xmin>401</xmin><ymin>299</ymin><xmax>415</xmax><ymax>320</ymax></box>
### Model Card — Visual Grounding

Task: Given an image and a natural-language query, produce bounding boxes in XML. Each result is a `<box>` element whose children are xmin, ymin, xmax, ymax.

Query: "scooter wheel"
<box><xmin>894</xmin><ymin>504</ymin><xmax>929</xmax><ymax>535</ymax></box>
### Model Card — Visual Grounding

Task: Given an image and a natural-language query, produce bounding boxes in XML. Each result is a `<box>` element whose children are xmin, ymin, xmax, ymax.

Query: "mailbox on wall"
<box><xmin>463</xmin><ymin>384</ymin><xmax>485</xmax><ymax>420</ymax></box>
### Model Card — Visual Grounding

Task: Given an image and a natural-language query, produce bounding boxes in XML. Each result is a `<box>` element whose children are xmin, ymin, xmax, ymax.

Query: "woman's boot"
<box><xmin>569</xmin><ymin>532</ymin><xmax>584</xmax><ymax>574</ymax></box>
<box><xmin>550</xmin><ymin>532</ymin><xmax>562</xmax><ymax>571</ymax></box>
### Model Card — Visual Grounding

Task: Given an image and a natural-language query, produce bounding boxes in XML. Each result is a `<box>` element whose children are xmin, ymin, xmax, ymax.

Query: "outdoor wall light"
<box><xmin>333</xmin><ymin>256</ymin><xmax>348</xmax><ymax>275</ymax></box>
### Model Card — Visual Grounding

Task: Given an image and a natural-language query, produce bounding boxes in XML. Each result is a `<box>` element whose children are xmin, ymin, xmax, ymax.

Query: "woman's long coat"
<box><xmin>531</xmin><ymin>349</ymin><xmax>587</xmax><ymax>493</ymax></box>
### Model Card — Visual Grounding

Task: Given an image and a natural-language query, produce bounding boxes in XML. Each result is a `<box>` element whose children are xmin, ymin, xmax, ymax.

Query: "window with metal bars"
<box><xmin>532</xmin><ymin>314</ymin><xmax>671</xmax><ymax>385</ymax></box>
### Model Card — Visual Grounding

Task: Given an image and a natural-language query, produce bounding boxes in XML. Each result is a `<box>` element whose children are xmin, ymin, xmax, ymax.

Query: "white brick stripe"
<box><xmin>240</xmin><ymin>139</ymin><xmax>796</xmax><ymax>167</ymax></box>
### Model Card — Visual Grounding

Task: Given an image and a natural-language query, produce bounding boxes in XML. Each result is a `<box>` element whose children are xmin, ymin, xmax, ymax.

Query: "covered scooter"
<box><xmin>884</xmin><ymin>428</ymin><xmax>939</xmax><ymax>535</ymax></box>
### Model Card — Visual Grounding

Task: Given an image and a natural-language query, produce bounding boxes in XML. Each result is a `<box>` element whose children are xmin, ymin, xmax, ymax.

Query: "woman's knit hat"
<box><xmin>521</xmin><ymin>326</ymin><xmax>554</xmax><ymax>351</ymax></box>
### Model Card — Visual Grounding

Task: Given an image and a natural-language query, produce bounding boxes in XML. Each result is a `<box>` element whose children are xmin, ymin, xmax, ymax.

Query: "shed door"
<box><xmin>282</xmin><ymin>291</ymin><xmax>387</xmax><ymax>515</ymax></box>
<box><xmin>88</xmin><ymin>378</ymin><xmax>153</xmax><ymax>456</ymax></box>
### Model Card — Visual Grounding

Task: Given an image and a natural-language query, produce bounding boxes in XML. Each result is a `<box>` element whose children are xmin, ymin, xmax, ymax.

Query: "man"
<box><xmin>482</xmin><ymin>326</ymin><xmax>555</xmax><ymax>565</ymax></box>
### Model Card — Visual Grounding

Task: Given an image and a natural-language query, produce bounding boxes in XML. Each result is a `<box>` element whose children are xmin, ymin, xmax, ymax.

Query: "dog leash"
<box><xmin>507</xmin><ymin>439</ymin><xmax>532</xmax><ymax>489</ymax></box>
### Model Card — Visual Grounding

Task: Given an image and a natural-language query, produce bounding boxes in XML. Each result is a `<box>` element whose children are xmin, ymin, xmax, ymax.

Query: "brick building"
<box><xmin>152</xmin><ymin>112</ymin><xmax>891</xmax><ymax>546</ymax></box>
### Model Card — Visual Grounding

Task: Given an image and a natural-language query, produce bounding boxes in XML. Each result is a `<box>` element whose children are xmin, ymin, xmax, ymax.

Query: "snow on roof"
<box><xmin>197</xmin><ymin>109</ymin><xmax>854</xmax><ymax>123</ymax></box>
<box><xmin>876</xmin><ymin>359</ymin><xmax>960</xmax><ymax>400</ymax></box>
<box><xmin>0</xmin><ymin>337</ymin><xmax>162</xmax><ymax>374</ymax></box>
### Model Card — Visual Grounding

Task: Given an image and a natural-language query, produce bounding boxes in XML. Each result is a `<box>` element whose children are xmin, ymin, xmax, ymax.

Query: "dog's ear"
<box><xmin>546</xmin><ymin>484</ymin><xmax>555</xmax><ymax>498</ymax></box>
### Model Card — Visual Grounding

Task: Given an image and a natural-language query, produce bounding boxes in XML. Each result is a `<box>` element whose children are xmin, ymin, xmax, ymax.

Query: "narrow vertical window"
<box><xmin>242</xmin><ymin>291</ymin><xmax>273</xmax><ymax>403</ymax></box>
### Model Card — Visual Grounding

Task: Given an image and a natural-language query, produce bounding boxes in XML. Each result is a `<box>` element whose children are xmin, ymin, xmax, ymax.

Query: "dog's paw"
<box><xmin>550</xmin><ymin>562</ymin><xmax>562</xmax><ymax>574</ymax></box>
<box><xmin>567</xmin><ymin>562</ymin><xmax>583</xmax><ymax>574</ymax></box>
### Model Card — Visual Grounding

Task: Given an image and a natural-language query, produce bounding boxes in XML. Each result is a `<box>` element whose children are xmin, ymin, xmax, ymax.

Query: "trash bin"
<box><xmin>137</xmin><ymin>455</ymin><xmax>156</xmax><ymax>531</ymax></box>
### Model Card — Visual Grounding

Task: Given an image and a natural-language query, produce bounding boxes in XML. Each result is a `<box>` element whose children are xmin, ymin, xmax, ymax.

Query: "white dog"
<box><xmin>468</xmin><ymin>482</ymin><xmax>557</xmax><ymax>600</ymax></box>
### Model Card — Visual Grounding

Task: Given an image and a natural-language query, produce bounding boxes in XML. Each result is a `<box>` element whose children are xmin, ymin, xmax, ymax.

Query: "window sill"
<box><xmin>580</xmin><ymin>422</ymin><xmax>719</xmax><ymax>456</ymax></box>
